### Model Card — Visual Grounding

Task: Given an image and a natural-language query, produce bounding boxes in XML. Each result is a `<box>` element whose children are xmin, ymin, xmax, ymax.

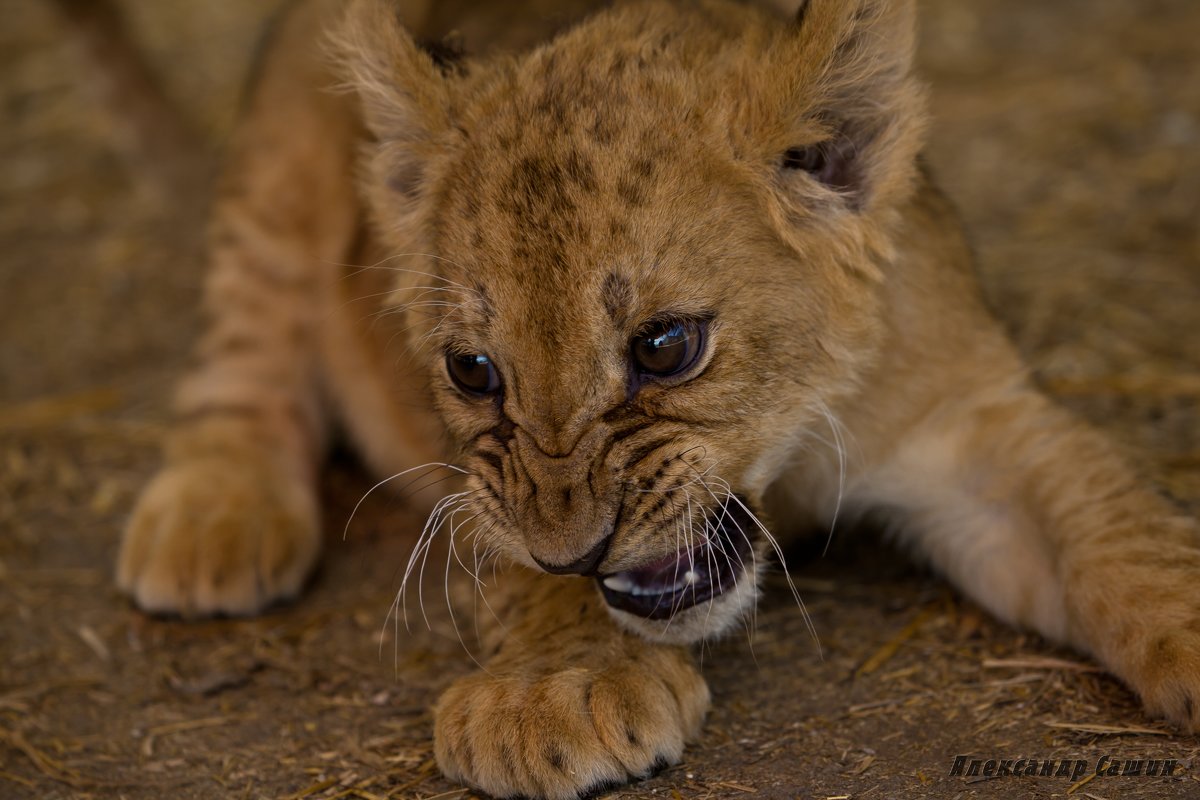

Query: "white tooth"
<box><xmin>603</xmin><ymin>574</ymin><xmax>635</xmax><ymax>593</ymax></box>
<box><xmin>684</xmin><ymin>570</ymin><xmax>699</xmax><ymax>585</ymax></box>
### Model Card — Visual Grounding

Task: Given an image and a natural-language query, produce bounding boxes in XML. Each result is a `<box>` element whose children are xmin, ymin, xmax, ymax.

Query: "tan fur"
<box><xmin>118</xmin><ymin>0</ymin><xmax>1200</xmax><ymax>796</ymax></box>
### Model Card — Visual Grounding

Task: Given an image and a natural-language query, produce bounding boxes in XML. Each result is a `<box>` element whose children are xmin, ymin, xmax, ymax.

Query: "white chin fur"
<box><xmin>602</xmin><ymin>562</ymin><xmax>762</xmax><ymax>645</ymax></box>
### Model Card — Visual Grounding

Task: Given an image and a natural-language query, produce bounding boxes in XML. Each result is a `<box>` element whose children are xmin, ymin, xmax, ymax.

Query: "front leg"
<box><xmin>862</xmin><ymin>379</ymin><xmax>1200</xmax><ymax>729</ymax></box>
<box><xmin>116</xmin><ymin>209</ymin><xmax>329</xmax><ymax>616</ymax></box>
<box><xmin>116</xmin><ymin>0</ymin><xmax>366</xmax><ymax>616</ymax></box>
<box><xmin>435</xmin><ymin>570</ymin><xmax>710</xmax><ymax>800</ymax></box>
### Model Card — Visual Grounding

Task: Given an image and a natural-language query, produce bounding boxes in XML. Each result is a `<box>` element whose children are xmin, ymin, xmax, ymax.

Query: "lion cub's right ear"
<box><xmin>330</xmin><ymin>0</ymin><xmax>457</xmax><ymax>237</ymax></box>
<box><xmin>766</xmin><ymin>0</ymin><xmax>925</xmax><ymax>214</ymax></box>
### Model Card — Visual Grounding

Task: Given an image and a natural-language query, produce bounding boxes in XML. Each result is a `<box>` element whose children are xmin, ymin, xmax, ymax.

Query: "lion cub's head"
<box><xmin>337</xmin><ymin>0</ymin><xmax>924</xmax><ymax>642</ymax></box>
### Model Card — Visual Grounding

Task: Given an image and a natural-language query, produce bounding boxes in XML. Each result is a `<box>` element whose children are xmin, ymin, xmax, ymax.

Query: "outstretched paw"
<box><xmin>117</xmin><ymin>457</ymin><xmax>319</xmax><ymax>617</ymax></box>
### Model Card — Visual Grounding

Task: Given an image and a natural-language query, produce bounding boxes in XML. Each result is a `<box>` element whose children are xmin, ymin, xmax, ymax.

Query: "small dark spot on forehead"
<box><xmin>511</xmin><ymin>155</ymin><xmax>560</xmax><ymax>198</ymax></box>
<box><xmin>631</xmin><ymin>156</ymin><xmax>657</xmax><ymax>179</ymax></box>
<box><xmin>607</xmin><ymin>216</ymin><xmax>629</xmax><ymax>240</ymax></box>
<box><xmin>587</xmin><ymin>113</ymin><xmax>618</xmax><ymax>145</ymax></box>
<box><xmin>505</xmin><ymin>151</ymin><xmax>596</xmax><ymax>217</ymax></box>
<box><xmin>601</xmin><ymin>272</ymin><xmax>633</xmax><ymax>325</ymax></box>
<box><xmin>563</xmin><ymin>149</ymin><xmax>598</xmax><ymax>193</ymax></box>
<box><xmin>616</xmin><ymin>178</ymin><xmax>648</xmax><ymax>207</ymax></box>
<box><xmin>502</xmin><ymin>155</ymin><xmax>574</xmax><ymax>226</ymax></box>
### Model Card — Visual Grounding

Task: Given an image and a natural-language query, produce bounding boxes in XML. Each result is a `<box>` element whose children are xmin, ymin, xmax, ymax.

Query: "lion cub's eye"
<box><xmin>631</xmin><ymin>319</ymin><xmax>704</xmax><ymax>379</ymax></box>
<box><xmin>446</xmin><ymin>351</ymin><xmax>501</xmax><ymax>396</ymax></box>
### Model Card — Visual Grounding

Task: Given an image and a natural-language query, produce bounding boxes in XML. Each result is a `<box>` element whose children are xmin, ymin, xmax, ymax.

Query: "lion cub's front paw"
<box><xmin>117</xmin><ymin>458</ymin><xmax>319</xmax><ymax>617</ymax></box>
<box><xmin>1124</xmin><ymin>628</ymin><xmax>1200</xmax><ymax>733</ymax></box>
<box><xmin>434</xmin><ymin>651</ymin><xmax>710</xmax><ymax>799</ymax></box>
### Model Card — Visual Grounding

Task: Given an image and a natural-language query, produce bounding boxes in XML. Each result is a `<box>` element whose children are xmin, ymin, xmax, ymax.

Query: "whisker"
<box><xmin>390</xmin><ymin>488</ymin><xmax>479</xmax><ymax>637</ymax></box>
<box><xmin>340</xmin><ymin>286</ymin><xmax>480</xmax><ymax>326</ymax></box>
<box><xmin>703</xmin><ymin>479</ymin><xmax>758</xmax><ymax>653</ymax></box>
<box><xmin>344</xmin><ymin>462</ymin><xmax>471</xmax><ymax>541</ymax></box>
<box><xmin>816</xmin><ymin>398</ymin><xmax>849</xmax><ymax>559</ymax></box>
<box><xmin>443</xmin><ymin>507</ymin><xmax>491</xmax><ymax>671</ymax></box>
<box><xmin>402</xmin><ymin>468</ymin><xmax>476</xmax><ymax>501</ymax></box>
<box><xmin>411</xmin><ymin>494</ymin><xmax>478</xmax><ymax>631</ymax></box>
<box><xmin>474</xmin><ymin>540</ymin><xmax>514</xmax><ymax>648</ymax></box>
<box><xmin>704</xmin><ymin>474</ymin><xmax>822</xmax><ymax>659</ymax></box>
<box><xmin>328</xmin><ymin>254</ymin><xmax>482</xmax><ymax>295</ymax></box>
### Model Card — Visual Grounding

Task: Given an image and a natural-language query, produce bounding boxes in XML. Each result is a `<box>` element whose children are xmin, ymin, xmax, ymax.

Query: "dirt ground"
<box><xmin>2</xmin><ymin>0</ymin><xmax>1200</xmax><ymax>798</ymax></box>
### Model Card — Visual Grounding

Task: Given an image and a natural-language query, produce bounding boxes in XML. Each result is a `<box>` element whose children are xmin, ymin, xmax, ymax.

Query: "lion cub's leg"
<box><xmin>863</xmin><ymin>379</ymin><xmax>1200</xmax><ymax>730</ymax></box>
<box><xmin>434</xmin><ymin>570</ymin><xmax>710</xmax><ymax>800</ymax></box>
<box><xmin>117</xmin><ymin>213</ymin><xmax>330</xmax><ymax>616</ymax></box>
<box><xmin>117</xmin><ymin>0</ymin><xmax>360</xmax><ymax>616</ymax></box>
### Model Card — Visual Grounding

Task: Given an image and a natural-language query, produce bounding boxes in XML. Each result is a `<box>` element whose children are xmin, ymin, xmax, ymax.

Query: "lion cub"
<box><xmin>117</xmin><ymin>0</ymin><xmax>1200</xmax><ymax>797</ymax></box>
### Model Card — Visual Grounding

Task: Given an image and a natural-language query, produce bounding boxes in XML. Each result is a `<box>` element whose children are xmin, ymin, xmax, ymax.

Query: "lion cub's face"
<box><xmin>340</xmin><ymin>0</ymin><xmax>923</xmax><ymax>642</ymax></box>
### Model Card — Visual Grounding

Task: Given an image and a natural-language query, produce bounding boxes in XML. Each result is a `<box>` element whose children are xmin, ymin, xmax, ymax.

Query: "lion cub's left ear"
<box><xmin>766</xmin><ymin>0</ymin><xmax>925</xmax><ymax>213</ymax></box>
<box><xmin>330</xmin><ymin>0</ymin><xmax>457</xmax><ymax>238</ymax></box>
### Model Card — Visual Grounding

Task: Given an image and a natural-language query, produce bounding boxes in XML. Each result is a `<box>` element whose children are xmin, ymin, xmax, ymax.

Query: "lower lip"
<box><xmin>596</xmin><ymin>501</ymin><xmax>756</xmax><ymax>620</ymax></box>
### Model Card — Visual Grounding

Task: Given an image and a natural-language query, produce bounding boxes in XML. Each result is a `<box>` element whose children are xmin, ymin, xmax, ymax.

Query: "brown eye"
<box><xmin>446</xmin><ymin>351</ymin><xmax>500</xmax><ymax>396</ymax></box>
<box><xmin>631</xmin><ymin>319</ymin><xmax>704</xmax><ymax>378</ymax></box>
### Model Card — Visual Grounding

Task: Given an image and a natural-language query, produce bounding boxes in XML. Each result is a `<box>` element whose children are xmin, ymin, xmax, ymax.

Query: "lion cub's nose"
<box><xmin>514</xmin><ymin>427</ymin><xmax>615</xmax><ymax>575</ymax></box>
<box><xmin>532</xmin><ymin>534</ymin><xmax>611</xmax><ymax>576</ymax></box>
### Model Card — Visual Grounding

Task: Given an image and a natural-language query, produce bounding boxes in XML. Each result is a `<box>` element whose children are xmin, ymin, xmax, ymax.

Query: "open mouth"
<box><xmin>597</xmin><ymin>498</ymin><xmax>757</xmax><ymax>620</ymax></box>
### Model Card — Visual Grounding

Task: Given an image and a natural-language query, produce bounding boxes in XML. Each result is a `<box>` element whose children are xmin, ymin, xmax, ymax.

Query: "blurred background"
<box><xmin>2</xmin><ymin>1</ymin><xmax>1198</xmax><ymax>798</ymax></box>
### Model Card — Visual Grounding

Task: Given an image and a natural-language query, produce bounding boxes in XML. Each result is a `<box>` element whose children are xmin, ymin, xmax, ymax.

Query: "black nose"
<box><xmin>532</xmin><ymin>533</ymin><xmax>612</xmax><ymax>576</ymax></box>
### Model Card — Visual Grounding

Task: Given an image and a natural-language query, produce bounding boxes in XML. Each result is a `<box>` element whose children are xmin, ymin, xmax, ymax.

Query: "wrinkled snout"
<box><xmin>510</xmin><ymin>427</ymin><xmax>619</xmax><ymax>575</ymax></box>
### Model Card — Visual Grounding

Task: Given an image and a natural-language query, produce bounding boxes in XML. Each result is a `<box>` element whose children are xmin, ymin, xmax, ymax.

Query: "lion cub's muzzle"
<box><xmin>597</xmin><ymin>499</ymin><xmax>757</xmax><ymax>620</ymax></box>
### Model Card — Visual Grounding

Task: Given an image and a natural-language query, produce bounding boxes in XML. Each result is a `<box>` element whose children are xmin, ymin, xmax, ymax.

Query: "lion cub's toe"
<box><xmin>434</xmin><ymin>649</ymin><xmax>709</xmax><ymax>799</ymax></box>
<box><xmin>117</xmin><ymin>458</ymin><xmax>319</xmax><ymax>617</ymax></box>
<box><xmin>1124</xmin><ymin>629</ymin><xmax>1200</xmax><ymax>733</ymax></box>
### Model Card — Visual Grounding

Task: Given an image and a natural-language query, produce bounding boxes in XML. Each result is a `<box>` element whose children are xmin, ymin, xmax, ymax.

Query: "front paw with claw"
<box><xmin>117</xmin><ymin>457</ymin><xmax>319</xmax><ymax>617</ymax></box>
<box><xmin>433</xmin><ymin>648</ymin><xmax>709</xmax><ymax>799</ymax></box>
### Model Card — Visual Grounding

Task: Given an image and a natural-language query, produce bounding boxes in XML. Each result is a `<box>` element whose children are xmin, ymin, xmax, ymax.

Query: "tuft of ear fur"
<box><xmin>329</xmin><ymin>0</ymin><xmax>455</xmax><ymax>245</ymax></box>
<box><xmin>331</xmin><ymin>0</ymin><xmax>449</xmax><ymax>147</ymax></box>
<box><xmin>770</xmin><ymin>0</ymin><xmax>925</xmax><ymax>213</ymax></box>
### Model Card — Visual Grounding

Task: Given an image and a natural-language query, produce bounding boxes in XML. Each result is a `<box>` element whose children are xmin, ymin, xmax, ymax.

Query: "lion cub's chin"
<box><xmin>599</xmin><ymin>563</ymin><xmax>763</xmax><ymax>646</ymax></box>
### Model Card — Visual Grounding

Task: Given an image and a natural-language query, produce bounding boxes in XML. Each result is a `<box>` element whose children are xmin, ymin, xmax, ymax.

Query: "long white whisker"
<box><xmin>703</xmin><ymin>479</ymin><xmax>758</xmax><ymax>653</ymax></box>
<box><xmin>443</xmin><ymin>508</ymin><xmax>492</xmax><ymax>671</ymax></box>
<box><xmin>393</xmin><ymin>489</ymin><xmax>477</xmax><ymax>634</ymax></box>
<box><xmin>816</xmin><ymin>399</ymin><xmax>848</xmax><ymax>559</ymax></box>
<box><xmin>704</xmin><ymin>474</ymin><xmax>822</xmax><ymax>659</ymax></box>
<box><xmin>412</xmin><ymin>495</ymin><xmax>475</xmax><ymax>631</ymax></box>
<box><xmin>344</xmin><ymin>462</ymin><xmax>470</xmax><ymax>541</ymax></box>
<box><xmin>328</xmin><ymin>255</ymin><xmax>482</xmax><ymax>295</ymax></box>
